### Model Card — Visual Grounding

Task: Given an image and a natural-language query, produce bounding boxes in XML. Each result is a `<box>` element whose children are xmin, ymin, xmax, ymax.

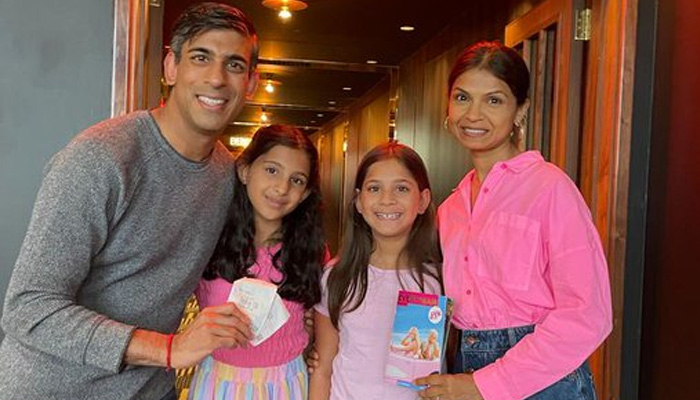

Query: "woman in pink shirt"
<box><xmin>415</xmin><ymin>42</ymin><xmax>612</xmax><ymax>400</ymax></box>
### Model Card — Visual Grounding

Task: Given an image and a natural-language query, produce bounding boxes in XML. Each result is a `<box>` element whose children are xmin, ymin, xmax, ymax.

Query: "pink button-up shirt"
<box><xmin>438</xmin><ymin>151</ymin><xmax>612</xmax><ymax>400</ymax></box>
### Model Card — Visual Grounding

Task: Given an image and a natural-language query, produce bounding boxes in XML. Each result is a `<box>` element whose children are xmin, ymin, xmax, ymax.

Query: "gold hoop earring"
<box><xmin>512</xmin><ymin>121</ymin><xmax>522</xmax><ymax>139</ymax></box>
<box><xmin>443</xmin><ymin>116</ymin><xmax>449</xmax><ymax>130</ymax></box>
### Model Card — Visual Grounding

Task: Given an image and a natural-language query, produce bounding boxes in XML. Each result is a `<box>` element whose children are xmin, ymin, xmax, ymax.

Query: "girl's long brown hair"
<box><xmin>327</xmin><ymin>141</ymin><xmax>442</xmax><ymax>328</ymax></box>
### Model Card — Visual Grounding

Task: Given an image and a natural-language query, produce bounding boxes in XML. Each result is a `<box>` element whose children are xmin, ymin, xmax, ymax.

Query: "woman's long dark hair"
<box><xmin>327</xmin><ymin>141</ymin><xmax>442</xmax><ymax>328</ymax></box>
<box><xmin>204</xmin><ymin>125</ymin><xmax>325</xmax><ymax>308</ymax></box>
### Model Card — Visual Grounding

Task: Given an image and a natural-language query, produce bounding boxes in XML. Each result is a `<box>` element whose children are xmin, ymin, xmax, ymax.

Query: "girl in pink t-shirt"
<box><xmin>310</xmin><ymin>142</ymin><xmax>442</xmax><ymax>400</ymax></box>
<box><xmin>187</xmin><ymin>125</ymin><xmax>326</xmax><ymax>400</ymax></box>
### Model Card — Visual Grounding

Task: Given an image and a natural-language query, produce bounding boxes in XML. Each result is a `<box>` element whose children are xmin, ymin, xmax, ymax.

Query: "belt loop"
<box><xmin>507</xmin><ymin>327</ymin><xmax>518</xmax><ymax>347</ymax></box>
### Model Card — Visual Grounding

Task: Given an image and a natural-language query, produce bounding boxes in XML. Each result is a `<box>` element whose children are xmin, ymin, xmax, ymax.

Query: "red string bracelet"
<box><xmin>165</xmin><ymin>333</ymin><xmax>175</xmax><ymax>372</ymax></box>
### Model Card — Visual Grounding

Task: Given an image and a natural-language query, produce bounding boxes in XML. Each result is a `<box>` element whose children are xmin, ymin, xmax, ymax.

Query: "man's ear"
<box><xmin>245</xmin><ymin>71</ymin><xmax>259</xmax><ymax>100</ymax></box>
<box><xmin>163</xmin><ymin>51</ymin><xmax>178</xmax><ymax>86</ymax></box>
<box><xmin>237</xmin><ymin>164</ymin><xmax>249</xmax><ymax>185</ymax></box>
<box><xmin>418</xmin><ymin>188</ymin><xmax>431</xmax><ymax>215</ymax></box>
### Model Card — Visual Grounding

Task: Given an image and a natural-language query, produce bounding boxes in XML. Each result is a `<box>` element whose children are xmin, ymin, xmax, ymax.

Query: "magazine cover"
<box><xmin>385</xmin><ymin>290</ymin><xmax>452</xmax><ymax>390</ymax></box>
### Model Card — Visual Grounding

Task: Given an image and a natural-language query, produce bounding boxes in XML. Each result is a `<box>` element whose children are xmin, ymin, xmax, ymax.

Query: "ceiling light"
<box><xmin>342</xmin><ymin>87</ymin><xmax>352</xmax><ymax>91</ymax></box>
<box><xmin>278</xmin><ymin>7</ymin><xmax>292</xmax><ymax>19</ymax></box>
<box><xmin>261</xmin><ymin>74</ymin><xmax>281</xmax><ymax>94</ymax></box>
<box><xmin>328</xmin><ymin>100</ymin><xmax>336</xmax><ymax>105</ymax></box>
<box><xmin>400</xmin><ymin>26</ymin><xmax>415</xmax><ymax>32</ymax></box>
<box><xmin>317</xmin><ymin>113</ymin><xmax>324</xmax><ymax>118</ymax></box>
<box><xmin>262</xmin><ymin>0</ymin><xmax>308</xmax><ymax>20</ymax></box>
<box><xmin>366</xmin><ymin>60</ymin><xmax>378</xmax><ymax>64</ymax></box>
<box><xmin>260</xmin><ymin>108</ymin><xmax>269</xmax><ymax>123</ymax></box>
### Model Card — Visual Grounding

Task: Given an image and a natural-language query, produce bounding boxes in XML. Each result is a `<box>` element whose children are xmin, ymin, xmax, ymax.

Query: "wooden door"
<box><xmin>505</xmin><ymin>0</ymin><xmax>585</xmax><ymax>183</ymax></box>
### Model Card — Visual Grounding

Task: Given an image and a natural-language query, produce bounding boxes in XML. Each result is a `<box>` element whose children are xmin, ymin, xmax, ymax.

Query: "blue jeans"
<box><xmin>453</xmin><ymin>325</ymin><xmax>597</xmax><ymax>400</ymax></box>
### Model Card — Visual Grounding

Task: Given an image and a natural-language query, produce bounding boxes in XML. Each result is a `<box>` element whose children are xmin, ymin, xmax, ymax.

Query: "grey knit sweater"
<box><xmin>0</xmin><ymin>111</ymin><xmax>235</xmax><ymax>399</ymax></box>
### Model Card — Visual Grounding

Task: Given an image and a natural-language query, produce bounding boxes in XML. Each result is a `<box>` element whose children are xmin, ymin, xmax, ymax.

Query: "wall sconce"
<box><xmin>260</xmin><ymin>107</ymin><xmax>269</xmax><ymax>124</ymax></box>
<box><xmin>262</xmin><ymin>74</ymin><xmax>281</xmax><ymax>94</ymax></box>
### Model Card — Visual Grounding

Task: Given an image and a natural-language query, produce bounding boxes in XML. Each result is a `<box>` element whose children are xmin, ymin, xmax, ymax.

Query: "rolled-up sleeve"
<box><xmin>473</xmin><ymin>179</ymin><xmax>612</xmax><ymax>400</ymax></box>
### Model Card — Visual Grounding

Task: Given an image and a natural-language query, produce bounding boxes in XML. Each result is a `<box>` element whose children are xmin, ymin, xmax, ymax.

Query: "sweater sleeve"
<box><xmin>473</xmin><ymin>178</ymin><xmax>613</xmax><ymax>400</ymax></box>
<box><xmin>1</xmin><ymin>141</ymin><xmax>135</xmax><ymax>373</ymax></box>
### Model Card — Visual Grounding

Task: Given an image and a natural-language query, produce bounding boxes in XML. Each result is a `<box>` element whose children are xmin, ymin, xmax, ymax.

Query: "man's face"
<box><xmin>164</xmin><ymin>29</ymin><xmax>257</xmax><ymax>137</ymax></box>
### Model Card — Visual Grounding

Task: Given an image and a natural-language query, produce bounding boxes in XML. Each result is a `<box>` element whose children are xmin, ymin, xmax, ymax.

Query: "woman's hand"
<box><xmin>414</xmin><ymin>373</ymin><xmax>484</xmax><ymax>400</ymax></box>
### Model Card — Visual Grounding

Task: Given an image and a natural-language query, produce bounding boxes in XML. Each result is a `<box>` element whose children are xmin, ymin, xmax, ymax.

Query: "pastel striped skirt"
<box><xmin>187</xmin><ymin>355</ymin><xmax>308</xmax><ymax>400</ymax></box>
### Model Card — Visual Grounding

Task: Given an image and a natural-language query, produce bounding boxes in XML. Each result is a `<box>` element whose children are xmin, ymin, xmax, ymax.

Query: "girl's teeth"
<box><xmin>377</xmin><ymin>213</ymin><xmax>400</xmax><ymax>220</ymax></box>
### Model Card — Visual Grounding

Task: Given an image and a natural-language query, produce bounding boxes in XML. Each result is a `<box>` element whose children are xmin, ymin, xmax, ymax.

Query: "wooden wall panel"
<box><xmin>579</xmin><ymin>1</ymin><xmax>638</xmax><ymax>399</ymax></box>
<box><xmin>314</xmin><ymin>78</ymin><xmax>391</xmax><ymax>254</ymax></box>
<box><xmin>313</xmin><ymin>123</ymin><xmax>346</xmax><ymax>254</ymax></box>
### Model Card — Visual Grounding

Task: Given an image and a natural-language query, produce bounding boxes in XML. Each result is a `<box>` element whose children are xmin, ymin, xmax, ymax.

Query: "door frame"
<box><xmin>621</xmin><ymin>0</ymin><xmax>657</xmax><ymax>398</ymax></box>
<box><xmin>505</xmin><ymin>0</ymin><xmax>585</xmax><ymax>180</ymax></box>
<box><xmin>111</xmin><ymin>0</ymin><xmax>163</xmax><ymax>117</ymax></box>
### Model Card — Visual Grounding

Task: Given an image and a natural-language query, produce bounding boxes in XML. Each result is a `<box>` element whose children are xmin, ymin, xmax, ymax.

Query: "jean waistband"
<box><xmin>460</xmin><ymin>324</ymin><xmax>535</xmax><ymax>350</ymax></box>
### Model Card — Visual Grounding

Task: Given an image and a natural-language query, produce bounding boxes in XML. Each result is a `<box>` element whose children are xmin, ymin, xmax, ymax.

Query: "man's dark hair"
<box><xmin>170</xmin><ymin>2</ymin><xmax>259</xmax><ymax>72</ymax></box>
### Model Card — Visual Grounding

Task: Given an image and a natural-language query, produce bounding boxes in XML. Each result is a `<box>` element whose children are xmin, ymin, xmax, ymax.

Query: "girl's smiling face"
<box><xmin>355</xmin><ymin>159</ymin><xmax>430</xmax><ymax>244</ymax></box>
<box><xmin>239</xmin><ymin>144</ymin><xmax>310</xmax><ymax>237</ymax></box>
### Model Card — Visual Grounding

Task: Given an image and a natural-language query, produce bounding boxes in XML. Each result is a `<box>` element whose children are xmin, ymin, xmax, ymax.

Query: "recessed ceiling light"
<box><xmin>328</xmin><ymin>100</ymin><xmax>336</xmax><ymax>105</ymax></box>
<box><xmin>400</xmin><ymin>26</ymin><xmax>415</xmax><ymax>32</ymax></box>
<box><xmin>310</xmin><ymin>120</ymin><xmax>317</xmax><ymax>124</ymax></box>
<box><xmin>366</xmin><ymin>60</ymin><xmax>378</xmax><ymax>64</ymax></box>
<box><xmin>342</xmin><ymin>86</ymin><xmax>352</xmax><ymax>91</ymax></box>
<box><xmin>317</xmin><ymin>113</ymin><xmax>324</xmax><ymax>118</ymax></box>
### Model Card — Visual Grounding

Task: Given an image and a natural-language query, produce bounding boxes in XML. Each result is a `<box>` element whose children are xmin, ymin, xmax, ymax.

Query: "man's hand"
<box><xmin>170</xmin><ymin>302</ymin><xmax>253</xmax><ymax>369</ymax></box>
<box><xmin>415</xmin><ymin>373</ymin><xmax>484</xmax><ymax>400</ymax></box>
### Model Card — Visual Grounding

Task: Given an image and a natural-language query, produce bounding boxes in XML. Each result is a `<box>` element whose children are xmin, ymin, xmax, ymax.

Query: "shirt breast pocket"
<box><xmin>476</xmin><ymin>212</ymin><xmax>541</xmax><ymax>291</ymax></box>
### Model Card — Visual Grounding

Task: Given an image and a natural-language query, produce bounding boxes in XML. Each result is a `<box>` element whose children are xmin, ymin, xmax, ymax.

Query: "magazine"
<box><xmin>384</xmin><ymin>290</ymin><xmax>452</xmax><ymax>390</ymax></box>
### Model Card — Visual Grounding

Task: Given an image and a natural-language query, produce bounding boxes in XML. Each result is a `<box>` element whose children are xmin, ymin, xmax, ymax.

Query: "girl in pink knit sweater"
<box><xmin>188</xmin><ymin>125</ymin><xmax>326</xmax><ymax>400</ymax></box>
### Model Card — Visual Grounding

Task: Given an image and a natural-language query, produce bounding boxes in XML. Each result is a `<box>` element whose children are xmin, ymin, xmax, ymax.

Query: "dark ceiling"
<box><xmin>163</xmin><ymin>0</ymin><xmax>467</xmax><ymax>143</ymax></box>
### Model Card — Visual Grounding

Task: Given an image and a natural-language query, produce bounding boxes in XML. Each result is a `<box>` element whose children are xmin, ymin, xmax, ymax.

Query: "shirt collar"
<box><xmin>497</xmin><ymin>150</ymin><xmax>544</xmax><ymax>173</ymax></box>
<box><xmin>455</xmin><ymin>150</ymin><xmax>544</xmax><ymax>192</ymax></box>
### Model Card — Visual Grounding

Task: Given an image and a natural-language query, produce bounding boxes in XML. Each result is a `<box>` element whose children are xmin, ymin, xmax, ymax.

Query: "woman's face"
<box><xmin>446</xmin><ymin>68</ymin><xmax>528</xmax><ymax>157</ymax></box>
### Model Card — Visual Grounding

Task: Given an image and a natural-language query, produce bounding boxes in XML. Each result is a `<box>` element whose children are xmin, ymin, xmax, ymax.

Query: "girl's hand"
<box><xmin>170</xmin><ymin>302</ymin><xmax>253</xmax><ymax>369</ymax></box>
<box><xmin>305</xmin><ymin>347</ymin><xmax>320</xmax><ymax>374</ymax></box>
<box><xmin>414</xmin><ymin>373</ymin><xmax>484</xmax><ymax>400</ymax></box>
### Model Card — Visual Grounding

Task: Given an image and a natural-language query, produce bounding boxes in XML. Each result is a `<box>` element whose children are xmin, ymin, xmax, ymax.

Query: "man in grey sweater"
<box><xmin>0</xmin><ymin>3</ymin><xmax>259</xmax><ymax>399</ymax></box>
